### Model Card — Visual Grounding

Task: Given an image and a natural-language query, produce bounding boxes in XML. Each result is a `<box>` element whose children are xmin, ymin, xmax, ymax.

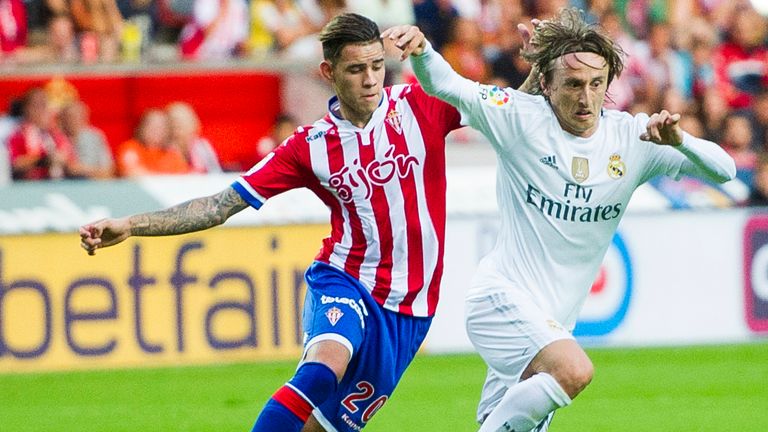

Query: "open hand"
<box><xmin>381</xmin><ymin>25</ymin><xmax>427</xmax><ymax>61</ymax></box>
<box><xmin>640</xmin><ymin>110</ymin><xmax>683</xmax><ymax>146</ymax></box>
<box><xmin>517</xmin><ymin>18</ymin><xmax>541</xmax><ymax>57</ymax></box>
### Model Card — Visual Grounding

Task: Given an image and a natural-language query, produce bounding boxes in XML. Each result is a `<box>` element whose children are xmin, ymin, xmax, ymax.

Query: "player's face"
<box><xmin>541</xmin><ymin>52</ymin><xmax>609</xmax><ymax>137</ymax></box>
<box><xmin>322</xmin><ymin>41</ymin><xmax>385</xmax><ymax>128</ymax></box>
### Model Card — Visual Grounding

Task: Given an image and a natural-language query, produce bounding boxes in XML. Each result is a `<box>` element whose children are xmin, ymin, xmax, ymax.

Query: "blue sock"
<box><xmin>251</xmin><ymin>362</ymin><xmax>338</xmax><ymax>432</ymax></box>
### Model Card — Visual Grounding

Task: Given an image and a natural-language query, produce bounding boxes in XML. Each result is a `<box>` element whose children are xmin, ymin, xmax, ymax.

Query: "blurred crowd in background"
<box><xmin>0</xmin><ymin>0</ymin><xmax>767</xmax><ymax>206</ymax></box>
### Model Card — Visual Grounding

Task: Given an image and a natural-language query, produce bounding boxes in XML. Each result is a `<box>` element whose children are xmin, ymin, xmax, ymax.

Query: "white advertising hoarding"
<box><xmin>425</xmin><ymin>208</ymin><xmax>766</xmax><ymax>353</ymax></box>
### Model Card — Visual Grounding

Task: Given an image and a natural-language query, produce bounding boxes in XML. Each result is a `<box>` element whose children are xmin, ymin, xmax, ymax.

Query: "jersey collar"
<box><xmin>326</xmin><ymin>91</ymin><xmax>387</xmax><ymax>133</ymax></box>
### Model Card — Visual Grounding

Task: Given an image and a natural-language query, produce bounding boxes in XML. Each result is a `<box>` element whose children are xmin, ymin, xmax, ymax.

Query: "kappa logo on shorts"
<box><xmin>325</xmin><ymin>307</ymin><xmax>344</xmax><ymax>326</ymax></box>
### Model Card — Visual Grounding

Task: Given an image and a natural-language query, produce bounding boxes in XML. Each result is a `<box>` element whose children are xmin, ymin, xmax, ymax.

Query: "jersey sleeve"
<box><xmin>410</xmin><ymin>43</ymin><xmax>533</xmax><ymax>153</ymax></box>
<box><xmin>232</xmin><ymin>134</ymin><xmax>310</xmax><ymax>209</ymax></box>
<box><xmin>404</xmin><ymin>83</ymin><xmax>462</xmax><ymax>137</ymax></box>
<box><xmin>636</xmin><ymin>113</ymin><xmax>736</xmax><ymax>185</ymax></box>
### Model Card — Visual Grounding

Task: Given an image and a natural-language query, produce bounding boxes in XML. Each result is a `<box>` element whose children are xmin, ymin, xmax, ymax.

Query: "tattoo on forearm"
<box><xmin>129</xmin><ymin>188</ymin><xmax>248</xmax><ymax>236</ymax></box>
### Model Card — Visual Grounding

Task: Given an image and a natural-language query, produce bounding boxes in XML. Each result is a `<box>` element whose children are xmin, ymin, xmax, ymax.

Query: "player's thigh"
<box><xmin>465</xmin><ymin>291</ymin><xmax>574</xmax><ymax>384</ymax></box>
<box><xmin>301</xmin><ymin>263</ymin><xmax>368</xmax><ymax>376</ymax></box>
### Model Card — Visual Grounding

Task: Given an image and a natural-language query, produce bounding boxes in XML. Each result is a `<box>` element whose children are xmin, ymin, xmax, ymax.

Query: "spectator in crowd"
<box><xmin>679</xmin><ymin>113</ymin><xmax>706</xmax><ymax>139</ymax></box>
<box><xmin>249</xmin><ymin>0</ymin><xmax>318</xmax><ymax>59</ymax></box>
<box><xmin>489</xmin><ymin>35</ymin><xmax>530</xmax><ymax>89</ymax></box>
<box><xmin>297</xmin><ymin>0</ymin><xmax>346</xmax><ymax>30</ymax></box>
<box><xmin>0</xmin><ymin>98</ymin><xmax>22</xmax><ymax>186</ymax></box>
<box><xmin>533</xmin><ymin>0</ymin><xmax>570</xmax><ymax>19</ymax></box>
<box><xmin>345</xmin><ymin>0</ymin><xmax>414</xmax><ymax>29</ymax></box>
<box><xmin>688</xmin><ymin>25</ymin><xmax>717</xmax><ymax>99</ymax></box>
<box><xmin>69</xmin><ymin>0</ymin><xmax>124</xmax><ymax>62</ymax></box>
<box><xmin>0</xmin><ymin>0</ymin><xmax>28</xmax><ymax>62</ymax></box>
<box><xmin>179</xmin><ymin>0</ymin><xmax>249</xmax><ymax>60</ymax></box>
<box><xmin>166</xmin><ymin>101</ymin><xmax>221</xmax><ymax>173</ymax></box>
<box><xmin>721</xmin><ymin>112</ymin><xmax>757</xmax><ymax>183</ymax></box>
<box><xmin>413</xmin><ymin>0</ymin><xmax>459</xmax><ymax>52</ymax></box>
<box><xmin>637</xmin><ymin>20</ymin><xmax>694</xmax><ymax>106</ymax></box>
<box><xmin>116</xmin><ymin>108</ymin><xmax>190</xmax><ymax>176</ymax></box>
<box><xmin>47</xmin><ymin>13</ymin><xmax>79</xmax><ymax>62</ymax></box>
<box><xmin>475</xmin><ymin>0</ymin><xmax>505</xmax><ymax>61</ymax></box>
<box><xmin>116</xmin><ymin>0</ymin><xmax>152</xmax><ymax>21</ymax></box>
<box><xmin>442</xmin><ymin>17</ymin><xmax>490</xmax><ymax>83</ymax></box>
<box><xmin>750</xmin><ymin>88</ymin><xmax>768</xmax><ymax>151</ymax></box>
<box><xmin>59</xmin><ymin>100</ymin><xmax>115</xmax><ymax>179</ymax></box>
<box><xmin>700</xmin><ymin>86</ymin><xmax>730</xmax><ymax>144</ymax></box>
<box><xmin>7</xmin><ymin>87</ymin><xmax>75</xmax><ymax>180</ymax></box>
<box><xmin>155</xmin><ymin>0</ymin><xmax>191</xmax><ymax>44</ymax></box>
<box><xmin>600</xmin><ymin>9</ymin><xmax>648</xmax><ymax>111</ymax></box>
<box><xmin>254</xmin><ymin>112</ymin><xmax>296</xmax><ymax>164</ymax></box>
<box><xmin>748</xmin><ymin>152</ymin><xmax>768</xmax><ymax>206</ymax></box>
<box><xmin>17</xmin><ymin>13</ymin><xmax>79</xmax><ymax>63</ymax></box>
<box><xmin>712</xmin><ymin>4</ymin><xmax>768</xmax><ymax>109</ymax></box>
<box><xmin>0</xmin><ymin>97</ymin><xmax>22</xmax><ymax>146</ymax></box>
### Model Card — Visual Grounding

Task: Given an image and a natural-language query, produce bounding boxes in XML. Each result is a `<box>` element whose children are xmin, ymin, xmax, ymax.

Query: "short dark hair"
<box><xmin>319</xmin><ymin>13</ymin><xmax>382</xmax><ymax>64</ymax></box>
<box><xmin>523</xmin><ymin>8</ymin><xmax>625</xmax><ymax>95</ymax></box>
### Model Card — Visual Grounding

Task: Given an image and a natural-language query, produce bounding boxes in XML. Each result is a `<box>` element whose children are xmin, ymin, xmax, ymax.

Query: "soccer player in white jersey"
<box><xmin>79</xmin><ymin>13</ymin><xmax>462</xmax><ymax>432</ymax></box>
<box><xmin>383</xmin><ymin>8</ymin><xmax>736</xmax><ymax>432</ymax></box>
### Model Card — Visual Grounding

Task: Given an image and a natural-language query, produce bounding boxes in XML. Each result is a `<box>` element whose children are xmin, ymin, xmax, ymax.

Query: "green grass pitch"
<box><xmin>1</xmin><ymin>342</ymin><xmax>766</xmax><ymax>431</ymax></box>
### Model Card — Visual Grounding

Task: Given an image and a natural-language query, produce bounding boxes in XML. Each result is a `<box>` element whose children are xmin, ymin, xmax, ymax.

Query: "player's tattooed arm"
<box><xmin>129</xmin><ymin>187</ymin><xmax>249</xmax><ymax>236</ymax></box>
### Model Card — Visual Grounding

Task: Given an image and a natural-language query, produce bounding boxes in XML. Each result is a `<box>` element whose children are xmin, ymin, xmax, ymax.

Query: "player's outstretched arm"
<box><xmin>640</xmin><ymin>110</ymin><xmax>736</xmax><ymax>183</ymax></box>
<box><xmin>79</xmin><ymin>186</ymin><xmax>248</xmax><ymax>255</ymax></box>
<box><xmin>382</xmin><ymin>25</ymin><xmax>474</xmax><ymax>108</ymax></box>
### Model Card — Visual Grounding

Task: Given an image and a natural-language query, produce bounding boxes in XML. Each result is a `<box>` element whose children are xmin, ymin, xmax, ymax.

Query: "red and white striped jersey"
<box><xmin>233</xmin><ymin>84</ymin><xmax>461</xmax><ymax>317</ymax></box>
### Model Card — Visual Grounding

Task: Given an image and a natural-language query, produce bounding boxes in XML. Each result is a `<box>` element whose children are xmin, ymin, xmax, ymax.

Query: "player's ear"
<box><xmin>320</xmin><ymin>60</ymin><xmax>334</xmax><ymax>82</ymax></box>
<box><xmin>539</xmin><ymin>74</ymin><xmax>550</xmax><ymax>97</ymax></box>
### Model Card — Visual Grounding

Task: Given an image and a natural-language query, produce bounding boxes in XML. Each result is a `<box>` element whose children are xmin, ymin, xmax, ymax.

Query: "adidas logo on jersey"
<box><xmin>539</xmin><ymin>155</ymin><xmax>558</xmax><ymax>170</ymax></box>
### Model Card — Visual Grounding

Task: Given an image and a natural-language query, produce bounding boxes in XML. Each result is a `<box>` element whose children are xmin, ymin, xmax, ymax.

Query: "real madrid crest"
<box><xmin>607</xmin><ymin>153</ymin><xmax>626</xmax><ymax>179</ymax></box>
<box><xmin>571</xmin><ymin>157</ymin><xmax>589</xmax><ymax>183</ymax></box>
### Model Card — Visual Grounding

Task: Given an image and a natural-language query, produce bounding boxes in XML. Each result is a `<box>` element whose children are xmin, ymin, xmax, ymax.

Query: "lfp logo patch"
<box><xmin>574</xmin><ymin>233</ymin><xmax>633</xmax><ymax>337</ymax></box>
<box><xmin>480</xmin><ymin>85</ymin><xmax>510</xmax><ymax>107</ymax></box>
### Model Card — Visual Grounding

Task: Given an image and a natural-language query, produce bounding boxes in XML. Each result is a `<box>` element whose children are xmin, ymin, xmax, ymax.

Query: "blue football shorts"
<box><xmin>301</xmin><ymin>261</ymin><xmax>433</xmax><ymax>431</ymax></box>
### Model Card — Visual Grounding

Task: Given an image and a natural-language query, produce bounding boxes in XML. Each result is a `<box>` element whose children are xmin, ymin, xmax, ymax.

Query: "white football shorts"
<box><xmin>465</xmin><ymin>290</ymin><xmax>574</xmax><ymax>423</ymax></box>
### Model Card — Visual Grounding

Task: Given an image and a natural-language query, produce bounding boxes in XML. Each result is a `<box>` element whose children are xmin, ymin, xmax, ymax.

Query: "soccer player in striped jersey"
<box><xmin>80</xmin><ymin>13</ymin><xmax>463</xmax><ymax>432</ymax></box>
<box><xmin>383</xmin><ymin>8</ymin><xmax>736</xmax><ymax>432</ymax></box>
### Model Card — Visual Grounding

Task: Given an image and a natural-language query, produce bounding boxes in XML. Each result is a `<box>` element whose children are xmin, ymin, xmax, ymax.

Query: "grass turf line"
<box><xmin>0</xmin><ymin>343</ymin><xmax>766</xmax><ymax>431</ymax></box>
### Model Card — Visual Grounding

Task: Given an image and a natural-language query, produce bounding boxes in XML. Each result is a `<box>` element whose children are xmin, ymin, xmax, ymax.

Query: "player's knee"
<box><xmin>556</xmin><ymin>357</ymin><xmax>593</xmax><ymax>398</ymax></box>
<box><xmin>303</xmin><ymin>339</ymin><xmax>352</xmax><ymax>381</ymax></box>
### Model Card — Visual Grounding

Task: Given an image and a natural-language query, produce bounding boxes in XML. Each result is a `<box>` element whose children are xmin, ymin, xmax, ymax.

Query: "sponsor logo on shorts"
<box><xmin>321</xmin><ymin>295</ymin><xmax>368</xmax><ymax>328</ymax></box>
<box><xmin>325</xmin><ymin>307</ymin><xmax>344</xmax><ymax>326</ymax></box>
<box><xmin>341</xmin><ymin>413</ymin><xmax>363</xmax><ymax>431</ymax></box>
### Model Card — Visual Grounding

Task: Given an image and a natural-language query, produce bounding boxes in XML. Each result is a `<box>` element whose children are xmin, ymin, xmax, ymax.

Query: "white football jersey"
<box><xmin>413</xmin><ymin>45</ymin><xmax>736</xmax><ymax>329</ymax></box>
